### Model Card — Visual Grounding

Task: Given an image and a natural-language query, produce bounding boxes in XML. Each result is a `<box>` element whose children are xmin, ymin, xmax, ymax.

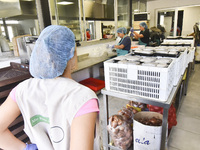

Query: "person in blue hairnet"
<box><xmin>0</xmin><ymin>25</ymin><xmax>99</xmax><ymax>150</ymax></box>
<box><xmin>131</xmin><ymin>22</ymin><xmax>150</xmax><ymax>46</ymax></box>
<box><xmin>108</xmin><ymin>27</ymin><xmax>131</xmax><ymax>56</ymax></box>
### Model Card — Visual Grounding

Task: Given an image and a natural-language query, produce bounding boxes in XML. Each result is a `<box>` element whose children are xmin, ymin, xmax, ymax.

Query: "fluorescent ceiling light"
<box><xmin>134</xmin><ymin>9</ymin><xmax>139</xmax><ymax>12</ymax></box>
<box><xmin>57</xmin><ymin>1</ymin><xmax>74</xmax><ymax>5</ymax></box>
<box><xmin>0</xmin><ymin>20</ymin><xmax>19</xmax><ymax>24</ymax></box>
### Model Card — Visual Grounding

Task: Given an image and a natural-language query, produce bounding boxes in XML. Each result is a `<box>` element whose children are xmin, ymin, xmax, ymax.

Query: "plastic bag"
<box><xmin>128</xmin><ymin>101</ymin><xmax>146</xmax><ymax>111</ymax></box>
<box><xmin>107</xmin><ymin>114</ymin><xmax>133</xmax><ymax>150</ymax></box>
<box><xmin>147</xmin><ymin>104</ymin><xmax>177</xmax><ymax>129</ymax></box>
<box><xmin>118</xmin><ymin>106</ymin><xmax>138</xmax><ymax>124</ymax></box>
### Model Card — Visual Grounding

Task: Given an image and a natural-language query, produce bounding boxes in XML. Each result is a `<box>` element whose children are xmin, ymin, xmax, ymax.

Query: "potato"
<box><xmin>117</xmin><ymin>119</ymin><xmax>123</xmax><ymax>125</ymax></box>
<box><xmin>117</xmin><ymin>131</ymin><xmax>126</xmax><ymax>138</ymax></box>
<box><xmin>119</xmin><ymin>126</ymin><xmax>124</xmax><ymax>131</ymax></box>
<box><xmin>111</xmin><ymin>120</ymin><xmax>118</xmax><ymax>128</ymax></box>
<box><xmin>113</xmin><ymin>128</ymin><xmax>119</xmax><ymax>134</ymax></box>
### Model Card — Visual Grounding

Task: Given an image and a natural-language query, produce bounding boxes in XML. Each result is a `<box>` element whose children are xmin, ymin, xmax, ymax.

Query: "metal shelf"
<box><xmin>101</xmin><ymin>75</ymin><xmax>184</xmax><ymax>150</ymax></box>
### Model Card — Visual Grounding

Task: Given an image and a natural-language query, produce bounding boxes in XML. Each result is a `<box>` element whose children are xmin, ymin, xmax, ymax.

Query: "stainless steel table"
<box><xmin>101</xmin><ymin>76</ymin><xmax>183</xmax><ymax>150</ymax></box>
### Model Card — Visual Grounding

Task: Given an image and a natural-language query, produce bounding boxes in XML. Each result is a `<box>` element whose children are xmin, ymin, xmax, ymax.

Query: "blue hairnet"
<box><xmin>30</xmin><ymin>25</ymin><xmax>75</xmax><ymax>79</ymax></box>
<box><xmin>139</xmin><ymin>22</ymin><xmax>148</xmax><ymax>29</ymax></box>
<box><xmin>117</xmin><ymin>27</ymin><xmax>127</xmax><ymax>34</ymax></box>
<box><xmin>86</xmin><ymin>28</ymin><xmax>90</xmax><ymax>31</ymax></box>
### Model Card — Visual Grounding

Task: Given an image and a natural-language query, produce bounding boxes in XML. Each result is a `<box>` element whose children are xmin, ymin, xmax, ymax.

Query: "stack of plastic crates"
<box><xmin>187</xmin><ymin>47</ymin><xmax>195</xmax><ymax>63</ymax></box>
<box><xmin>172</xmin><ymin>49</ymin><xmax>187</xmax><ymax>85</ymax></box>
<box><xmin>104</xmin><ymin>57</ymin><xmax>176</xmax><ymax>102</ymax></box>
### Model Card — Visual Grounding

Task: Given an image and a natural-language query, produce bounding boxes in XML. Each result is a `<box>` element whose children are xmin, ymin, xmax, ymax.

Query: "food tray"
<box><xmin>132</xmin><ymin>50</ymin><xmax>180</xmax><ymax>58</ymax></box>
<box><xmin>133</xmin><ymin>51</ymin><xmax>154</xmax><ymax>56</ymax></box>
<box><xmin>104</xmin><ymin>57</ymin><xmax>176</xmax><ymax>101</ymax></box>
<box><xmin>79</xmin><ymin>78</ymin><xmax>105</xmax><ymax>92</ymax></box>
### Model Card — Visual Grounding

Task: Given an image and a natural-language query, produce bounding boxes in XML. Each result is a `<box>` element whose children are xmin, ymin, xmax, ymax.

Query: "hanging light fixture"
<box><xmin>57</xmin><ymin>1</ymin><xmax>74</xmax><ymax>5</ymax></box>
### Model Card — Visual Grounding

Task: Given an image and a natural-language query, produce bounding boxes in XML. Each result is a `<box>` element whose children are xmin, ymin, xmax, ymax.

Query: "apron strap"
<box><xmin>138</xmin><ymin>38</ymin><xmax>147</xmax><ymax>46</ymax></box>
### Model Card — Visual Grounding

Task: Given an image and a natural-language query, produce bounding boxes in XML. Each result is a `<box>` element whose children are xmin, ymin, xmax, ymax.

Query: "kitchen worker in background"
<box><xmin>86</xmin><ymin>28</ymin><xmax>91</xmax><ymax>41</ymax></box>
<box><xmin>188</xmin><ymin>23</ymin><xmax>200</xmax><ymax>47</ymax></box>
<box><xmin>108</xmin><ymin>27</ymin><xmax>131</xmax><ymax>56</ymax></box>
<box><xmin>170</xmin><ymin>26</ymin><xmax>181</xmax><ymax>36</ymax></box>
<box><xmin>131</xmin><ymin>22</ymin><xmax>150</xmax><ymax>46</ymax></box>
<box><xmin>0</xmin><ymin>25</ymin><xmax>99</xmax><ymax>150</ymax></box>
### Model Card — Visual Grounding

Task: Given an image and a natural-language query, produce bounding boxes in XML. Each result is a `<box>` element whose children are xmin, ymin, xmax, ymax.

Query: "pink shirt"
<box><xmin>10</xmin><ymin>87</ymin><xmax>99</xmax><ymax>118</ymax></box>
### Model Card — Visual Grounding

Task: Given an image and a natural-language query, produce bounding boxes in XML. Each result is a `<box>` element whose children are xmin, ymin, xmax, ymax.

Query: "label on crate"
<box><xmin>127</xmin><ymin>65</ymin><xmax>138</xmax><ymax>80</ymax></box>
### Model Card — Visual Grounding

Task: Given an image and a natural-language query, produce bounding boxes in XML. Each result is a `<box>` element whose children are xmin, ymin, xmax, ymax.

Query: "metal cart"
<box><xmin>101</xmin><ymin>76</ymin><xmax>183</xmax><ymax>150</ymax></box>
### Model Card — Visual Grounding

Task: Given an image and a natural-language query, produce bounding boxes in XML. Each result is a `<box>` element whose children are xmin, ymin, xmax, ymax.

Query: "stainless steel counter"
<box><xmin>0</xmin><ymin>51</ymin><xmax>21</xmax><ymax>69</ymax></box>
<box><xmin>74</xmin><ymin>51</ymin><xmax>117</xmax><ymax>72</ymax></box>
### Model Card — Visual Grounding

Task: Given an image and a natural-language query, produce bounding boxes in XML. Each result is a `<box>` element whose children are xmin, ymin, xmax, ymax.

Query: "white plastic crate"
<box><xmin>173</xmin><ymin>50</ymin><xmax>187</xmax><ymax>85</ymax></box>
<box><xmin>104</xmin><ymin>58</ymin><xmax>176</xmax><ymax>102</ymax></box>
<box><xmin>181</xmin><ymin>49</ymin><xmax>188</xmax><ymax>75</ymax></box>
<box><xmin>184</xmin><ymin>49</ymin><xmax>189</xmax><ymax>70</ymax></box>
<box><xmin>187</xmin><ymin>47</ymin><xmax>195</xmax><ymax>63</ymax></box>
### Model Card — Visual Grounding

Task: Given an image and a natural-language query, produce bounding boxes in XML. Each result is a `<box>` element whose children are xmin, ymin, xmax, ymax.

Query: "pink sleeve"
<box><xmin>75</xmin><ymin>98</ymin><xmax>99</xmax><ymax>118</ymax></box>
<box><xmin>9</xmin><ymin>87</ymin><xmax>17</xmax><ymax>102</ymax></box>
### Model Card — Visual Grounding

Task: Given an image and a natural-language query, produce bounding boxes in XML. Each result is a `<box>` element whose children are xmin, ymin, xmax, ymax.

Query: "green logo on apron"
<box><xmin>30</xmin><ymin>115</ymin><xmax>49</xmax><ymax>127</ymax></box>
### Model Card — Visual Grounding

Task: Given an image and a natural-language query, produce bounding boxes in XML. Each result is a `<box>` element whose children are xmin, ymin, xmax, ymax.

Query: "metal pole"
<box><xmin>35</xmin><ymin>0</ymin><xmax>51</xmax><ymax>32</ymax></box>
<box><xmin>82</xmin><ymin>0</ymin><xmax>87</xmax><ymax>41</ymax></box>
<box><xmin>138</xmin><ymin>0</ymin><xmax>140</xmax><ymax>13</ymax></box>
<box><xmin>103</xmin><ymin>94</ymin><xmax>109</xmax><ymax>150</ymax></box>
<box><xmin>129</xmin><ymin>0</ymin><xmax>132</xmax><ymax>27</ymax></box>
<box><xmin>2</xmin><ymin>18</ymin><xmax>9</xmax><ymax>40</ymax></box>
<box><xmin>161</xmin><ymin>108</ymin><xmax>168</xmax><ymax>150</ymax></box>
<box><xmin>78</xmin><ymin>0</ymin><xmax>83</xmax><ymax>41</ymax></box>
<box><xmin>53</xmin><ymin>0</ymin><xmax>59</xmax><ymax>25</ymax></box>
<box><xmin>173</xmin><ymin>8</ymin><xmax>178</xmax><ymax>36</ymax></box>
<box><xmin>114</xmin><ymin>0</ymin><xmax>118</xmax><ymax>38</ymax></box>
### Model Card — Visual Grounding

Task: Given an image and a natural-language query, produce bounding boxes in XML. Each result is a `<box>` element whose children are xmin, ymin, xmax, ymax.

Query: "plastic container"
<box><xmin>104</xmin><ymin>56</ymin><xmax>176</xmax><ymax>102</ymax></box>
<box><xmin>133</xmin><ymin>112</ymin><xmax>163</xmax><ymax>150</ymax></box>
<box><xmin>172</xmin><ymin>50</ymin><xmax>187</xmax><ymax>86</ymax></box>
<box><xmin>79</xmin><ymin>78</ymin><xmax>105</xmax><ymax>92</ymax></box>
<box><xmin>187</xmin><ymin>47</ymin><xmax>195</xmax><ymax>63</ymax></box>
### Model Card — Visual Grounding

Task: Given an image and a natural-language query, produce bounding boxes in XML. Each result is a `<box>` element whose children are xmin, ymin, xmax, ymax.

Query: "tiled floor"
<box><xmin>99</xmin><ymin>63</ymin><xmax>200</xmax><ymax>150</ymax></box>
<box><xmin>168</xmin><ymin>63</ymin><xmax>200</xmax><ymax>150</ymax></box>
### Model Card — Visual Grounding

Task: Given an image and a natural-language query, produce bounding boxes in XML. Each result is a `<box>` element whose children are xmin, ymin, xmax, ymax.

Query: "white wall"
<box><xmin>147</xmin><ymin>0</ymin><xmax>200</xmax><ymax>27</ymax></box>
<box><xmin>180</xmin><ymin>6</ymin><xmax>200</xmax><ymax>35</ymax></box>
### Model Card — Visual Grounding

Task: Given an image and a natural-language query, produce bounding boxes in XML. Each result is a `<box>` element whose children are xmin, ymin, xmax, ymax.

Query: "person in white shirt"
<box><xmin>0</xmin><ymin>25</ymin><xmax>99</xmax><ymax>150</ymax></box>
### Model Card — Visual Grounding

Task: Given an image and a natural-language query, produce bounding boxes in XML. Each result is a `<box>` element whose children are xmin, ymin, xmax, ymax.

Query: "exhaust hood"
<box><xmin>0</xmin><ymin>0</ymin><xmax>21</xmax><ymax>18</ymax></box>
<box><xmin>0</xmin><ymin>0</ymin><xmax>37</xmax><ymax>19</ymax></box>
<box><xmin>84</xmin><ymin>0</ymin><xmax>114</xmax><ymax>20</ymax></box>
<box><xmin>0</xmin><ymin>0</ymin><xmax>113</xmax><ymax>21</ymax></box>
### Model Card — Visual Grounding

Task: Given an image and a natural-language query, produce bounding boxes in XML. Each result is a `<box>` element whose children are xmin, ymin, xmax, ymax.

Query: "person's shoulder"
<box><xmin>15</xmin><ymin>78</ymin><xmax>34</xmax><ymax>93</ymax></box>
<box><xmin>78</xmin><ymin>83</ymin><xmax>96</xmax><ymax>95</ymax></box>
<box><xmin>57</xmin><ymin>77</ymin><xmax>96</xmax><ymax>95</ymax></box>
<box><xmin>18</xmin><ymin>78</ymin><xmax>34</xmax><ymax>86</ymax></box>
<box><xmin>125</xmin><ymin>36</ymin><xmax>131</xmax><ymax>39</ymax></box>
<box><xmin>124</xmin><ymin>36</ymin><xmax>131</xmax><ymax>41</ymax></box>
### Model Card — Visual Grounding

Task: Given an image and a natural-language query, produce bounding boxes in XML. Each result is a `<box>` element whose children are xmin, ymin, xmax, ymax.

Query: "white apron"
<box><xmin>16</xmin><ymin>77</ymin><xmax>99</xmax><ymax>150</ymax></box>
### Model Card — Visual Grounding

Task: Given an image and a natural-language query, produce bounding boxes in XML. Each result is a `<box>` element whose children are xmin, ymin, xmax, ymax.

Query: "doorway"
<box><xmin>157</xmin><ymin>9</ymin><xmax>184</xmax><ymax>37</ymax></box>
